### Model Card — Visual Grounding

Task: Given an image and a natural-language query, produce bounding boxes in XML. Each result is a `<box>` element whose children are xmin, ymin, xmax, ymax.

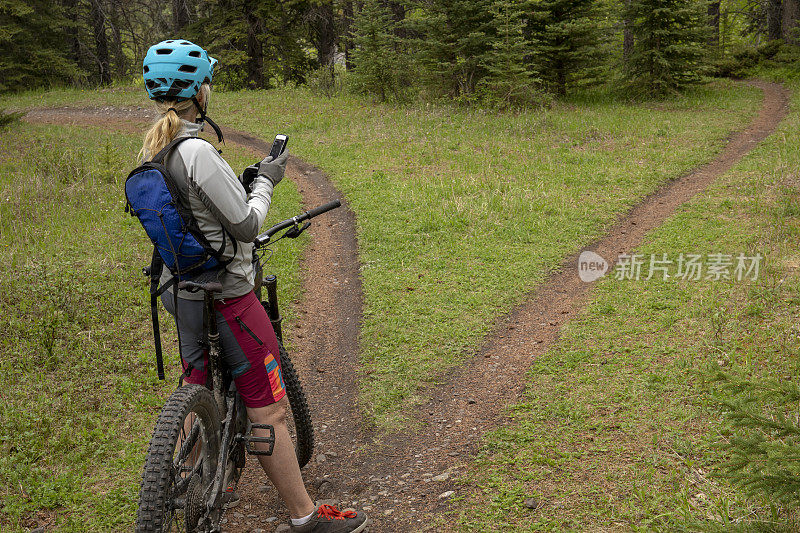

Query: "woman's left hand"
<box><xmin>257</xmin><ymin>151</ymin><xmax>288</xmax><ymax>186</ymax></box>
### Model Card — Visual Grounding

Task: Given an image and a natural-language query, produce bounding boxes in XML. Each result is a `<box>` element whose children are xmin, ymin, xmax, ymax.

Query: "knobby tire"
<box><xmin>279</xmin><ymin>341</ymin><xmax>314</xmax><ymax>468</ymax></box>
<box><xmin>136</xmin><ymin>385</ymin><xmax>221</xmax><ymax>532</ymax></box>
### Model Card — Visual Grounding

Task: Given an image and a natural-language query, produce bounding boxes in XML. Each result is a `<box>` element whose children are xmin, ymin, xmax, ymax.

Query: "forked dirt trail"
<box><xmin>23</xmin><ymin>81</ymin><xmax>788</xmax><ymax>532</ymax></box>
<box><xmin>349</xmin><ymin>80</ymin><xmax>789</xmax><ymax>531</ymax></box>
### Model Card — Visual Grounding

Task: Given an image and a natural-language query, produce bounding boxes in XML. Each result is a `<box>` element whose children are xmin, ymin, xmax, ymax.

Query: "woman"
<box><xmin>139</xmin><ymin>39</ymin><xmax>368</xmax><ymax>533</ymax></box>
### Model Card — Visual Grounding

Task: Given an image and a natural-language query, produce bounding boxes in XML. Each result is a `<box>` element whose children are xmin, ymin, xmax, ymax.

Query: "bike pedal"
<box><xmin>238</xmin><ymin>423</ymin><xmax>275</xmax><ymax>456</ymax></box>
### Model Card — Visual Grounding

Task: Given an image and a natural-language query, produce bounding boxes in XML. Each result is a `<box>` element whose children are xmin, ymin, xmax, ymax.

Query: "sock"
<box><xmin>290</xmin><ymin>509</ymin><xmax>316</xmax><ymax>526</ymax></box>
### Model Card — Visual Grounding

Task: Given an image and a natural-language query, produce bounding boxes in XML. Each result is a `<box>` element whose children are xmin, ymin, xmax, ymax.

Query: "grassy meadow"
<box><xmin>1</xmin><ymin>80</ymin><xmax>764</xmax><ymax>428</ymax></box>
<box><xmin>448</xmin><ymin>84</ymin><xmax>800</xmax><ymax>531</ymax></box>
<box><xmin>0</xmin><ymin>122</ymin><xmax>305</xmax><ymax>531</ymax></box>
<box><xmin>0</xmin><ymin>78</ymin><xmax>784</xmax><ymax>530</ymax></box>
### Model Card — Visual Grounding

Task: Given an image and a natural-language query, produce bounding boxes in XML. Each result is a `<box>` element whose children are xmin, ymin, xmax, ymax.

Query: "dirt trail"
<box><xmin>23</xmin><ymin>81</ymin><xmax>789</xmax><ymax>532</ymax></box>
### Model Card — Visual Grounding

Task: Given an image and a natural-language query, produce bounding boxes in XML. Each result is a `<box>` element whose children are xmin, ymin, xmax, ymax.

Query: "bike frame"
<box><xmin>193</xmin><ymin>270</ymin><xmax>289</xmax><ymax>530</ymax></box>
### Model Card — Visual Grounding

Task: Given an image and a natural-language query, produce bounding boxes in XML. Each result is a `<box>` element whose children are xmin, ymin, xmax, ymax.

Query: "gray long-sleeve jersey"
<box><xmin>160</xmin><ymin>120</ymin><xmax>274</xmax><ymax>300</ymax></box>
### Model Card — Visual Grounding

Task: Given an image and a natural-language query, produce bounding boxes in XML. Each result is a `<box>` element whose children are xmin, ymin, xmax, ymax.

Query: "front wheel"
<box><xmin>280</xmin><ymin>342</ymin><xmax>314</xmax><ymax>468</ymax></box>
<box><xmin>136</xmin><ymin>385</ymin><xmax>222</xmax><ymax>532</ymax></box>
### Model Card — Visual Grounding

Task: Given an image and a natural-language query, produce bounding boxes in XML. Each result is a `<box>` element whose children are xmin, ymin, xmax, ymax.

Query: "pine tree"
<box><xmin>623</xmin><ymin>0</ymin><xmax>707</xmax><ymax>96</ymax></box>
<box><xmin>188</xmin><ymin>0</ymin><xmax>253</xmax><ymax>89</ymax></box>
<box><xmin>189</xmin><ymin>0</ymin><xmax>313</xmax><ymax>89</ymax></box>
<box><xmin>410</xmin><ymin>0</ymin><xmax>495</xmax><ymax>98</ymax></box>
<box><xmin>713</xmin><ymin>371</ymin><xmax>800</xmax><ymax>507</ymax></box>
<box><xmin>349</xmin><ymin>0</ymin><xmax>408</xmax><ymax>101</ymax></box>
<box><xmin>526</xmin><ymin>0</ymin><xmax>607</xmax><ymax>96</ymax></box>
<box><xmin>478</xmin><ymin>0</ymin><xmax>541</xmax><ymax>108</ymax></box>
<box><xmin>0</xmin><ymin>0</ymin><xmax>77</xmax><ymax>92</ymax></box>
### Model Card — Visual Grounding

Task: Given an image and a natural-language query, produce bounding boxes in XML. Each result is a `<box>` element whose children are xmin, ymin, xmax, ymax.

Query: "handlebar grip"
<box><xmin>305</xmin><ymin>199</ymin><xmax>341</xmax><ymax>219</ymax></box>
<box><xmin>254</xmin><ymin>199</ymin><xmax>342</xmax><ymax>247</ymax></box>
<box><xmin>254</xmin><ymin>231</ymin><xmax>272</xmax><ymax>247</ymax></box>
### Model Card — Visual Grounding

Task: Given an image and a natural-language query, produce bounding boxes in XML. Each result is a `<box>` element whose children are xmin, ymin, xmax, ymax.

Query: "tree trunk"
<box><xmin>173</xmin><ymin>0</ymin><xmax>191</xmax><ymax>33</ymax></box>
<box><xmin>783</xmin><ymin>0</ymin><xmax>800</xmax><ymax>43</ymax></box>
<box><xmin>556</xmin><ymin>68</ymin><xmax>566</xmax><ymax>96</ymax></box>
<box><xmin>389</xmin><ymin>1</ymin><xmax>406</xmax><ymax>38</ymax></box>
<box><xmin>768</xmin><ymin>0</ymin><xmax>783</xmax><ymax>41</ymax></box>
<box><xmin>90</xmin><ymin>0</ymin><xmax>112</xmax><ymax>85</ymax></box>
<box><xmin>109</xmin><ymin>2</ymin><xmax>127</xmax><ymax>79</ymax></box>
<box><xmin>623</xmin><ymin>0</ymin><xmax>633</xmax><ymax>62</ymax></box>
<box><xmin>342</xmin><ymin>1</ymin><xmax>353</xmax><ymax>71</ymax></box>
<box><xmin>310</xmin><ymin>1</ymin><xmax>336</xmax><ymax>72</ymax></box>
<box><xmin>63</xmin><ymin>0</ymin><xmax>82</xmax><ymax>73</ymax></box>
<box><xmin>245</xmin><ymin>2</ymin><xmax>265</xmax><ymax>88</ymax></box>
<box><xmin>708</xmin><ymin>1</ymin><xmax>720</xmax><ymax>46</ymax></box>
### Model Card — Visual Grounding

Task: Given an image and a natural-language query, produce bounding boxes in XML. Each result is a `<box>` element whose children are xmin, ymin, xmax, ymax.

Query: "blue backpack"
<box><xmin>125</xmin><ymin>136</ymin><xmax>234</xmax><ymax>278</ymax></box>
<box><xmin>125</xmin><ymin>136</ymin><xmax>236</xmax><ymax>379</ymax></box>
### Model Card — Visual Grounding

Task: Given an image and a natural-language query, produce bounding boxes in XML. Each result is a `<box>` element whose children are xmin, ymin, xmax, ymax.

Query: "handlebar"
<box><xmin>254</xmin><ymin>199</ymin><xmax>341</xmax><ymax>247</ymax></box>
<box><xmin>306</xmin><ymin>199</ymin><xmax>342</xmax><ymax>219</ymax></box>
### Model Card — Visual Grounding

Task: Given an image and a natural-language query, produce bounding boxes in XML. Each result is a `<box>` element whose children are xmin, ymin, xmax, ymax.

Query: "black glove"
<box><xmin>239</xmin><ymin>162</ymin><xmax>260</xmax><ymax>193</ymax></box>
<box><xmin>257</xmin><ymin>151</ymin><xmax>288</xmax><ymax>186</ymax></box>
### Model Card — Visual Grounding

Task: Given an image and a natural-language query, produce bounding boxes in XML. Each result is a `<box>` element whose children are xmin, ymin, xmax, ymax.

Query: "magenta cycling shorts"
<box><xmin>163</xmin><ymin>290</ymin><xmax>286</xmax><ymax>408</ymax></box>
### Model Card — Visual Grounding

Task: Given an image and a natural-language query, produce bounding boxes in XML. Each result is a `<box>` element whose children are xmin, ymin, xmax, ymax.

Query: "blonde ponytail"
<box><xmin>138</xmin><ymin>83</ymin><xmax>212</xmax><ymax>162</ymax></box>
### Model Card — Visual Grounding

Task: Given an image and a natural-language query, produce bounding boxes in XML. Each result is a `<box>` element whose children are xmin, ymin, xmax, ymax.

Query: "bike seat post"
<box><xmin>203</xmin><ymin>289</ymin><xmax>219</xmax><ymax>340</ymax></box>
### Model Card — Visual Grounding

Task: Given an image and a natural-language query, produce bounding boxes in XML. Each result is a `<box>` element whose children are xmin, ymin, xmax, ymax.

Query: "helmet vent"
<box><xmin>155</xmin><ymin>48</ymin><xmax>173</xmax><ymax>55</ymax></box>
<box><xmin>143</xmin><ymin>66</ymin><xmax>149</xmax><ymax>73</ymax></box>
<box><xmin>178</xmin><ymin>65</ymin><xmax>197</xmax><ymax>73</ymax></box>
<box><xmin>180</xmin><ymin>41</ymin><xmax>191</xmax><ymax>45</ymax></box>
<box><xmin>188</xmin><ymin>51</ymin><xmax>201</xmax><ymax>58</ymax></box>
<box><xmin>173</xmin><ymin>79</ymin><xmax>192</xmax><ymax>89</ymax></box>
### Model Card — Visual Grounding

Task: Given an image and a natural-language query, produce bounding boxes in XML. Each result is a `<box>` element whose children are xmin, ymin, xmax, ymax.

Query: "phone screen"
<box><xmin>269</xmin><ymin>135</ymin><xmax>288</xmax><ymax>160</ymax></box>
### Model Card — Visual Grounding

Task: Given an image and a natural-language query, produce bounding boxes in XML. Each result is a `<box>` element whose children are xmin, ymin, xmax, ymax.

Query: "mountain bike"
<box><xmin>135</xmin><ymin>200</ymin><xmax>342</xmax><ymax>532</ymax></box>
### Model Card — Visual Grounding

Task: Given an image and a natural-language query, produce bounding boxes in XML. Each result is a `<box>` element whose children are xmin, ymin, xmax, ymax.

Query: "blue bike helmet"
<box><xmin>142</xmin><ymin>39</ymin><xmax>224</xmax><ymax>143</ymax></box>
<box><xmin>142</xmin><ymin>39</ymin><xmax>217</xmax><ymax>100</ymax></box>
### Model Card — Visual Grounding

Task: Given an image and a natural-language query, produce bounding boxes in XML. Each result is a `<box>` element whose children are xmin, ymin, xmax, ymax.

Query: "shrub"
<box><xmin>712</xmin><ymin>370</ymin><xmax>800</xmax><ymax>508</ymax></box>
<box><xmin>0</xmin><ymin>109</ymin><xmax>23</xmax><ymax>130</ymax></box>
<box><xmin>309</xmin><ymin>64</ymin><xmax>346</xmax><ymax>98</ymax></box>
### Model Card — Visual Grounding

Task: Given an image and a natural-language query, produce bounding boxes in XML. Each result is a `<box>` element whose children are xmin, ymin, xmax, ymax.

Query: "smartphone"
<box><xmin>269</xmin><ymin>134</ymin><xmax>288</xmax><ymax>160</ymax></box>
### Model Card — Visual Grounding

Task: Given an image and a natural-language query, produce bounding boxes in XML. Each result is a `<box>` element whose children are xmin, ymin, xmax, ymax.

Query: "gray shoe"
<box><xmin>289</xmin><ymin>504</ymin><xmax>369</xmax><ymax>533</ymax></box>
<box><xmin>223</xmin><ymin>489</ymin><xmax>240</xmax><ymax>509</ymax></box>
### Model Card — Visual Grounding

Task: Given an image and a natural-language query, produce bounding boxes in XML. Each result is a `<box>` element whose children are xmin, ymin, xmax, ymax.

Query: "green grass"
<box><xmin>451</xmin><ymin>84</ymin><xmax>800</xmax><ymax>531</ymax></box>
<box><xmin>0</xmin><ymin>80</ymin><xmax>765</xmax><ymax>428</ymax></box>
<box><xmin>0</xmin><ymin>123</ymin><xmax>304</xmax><ymax>531</ymax></box>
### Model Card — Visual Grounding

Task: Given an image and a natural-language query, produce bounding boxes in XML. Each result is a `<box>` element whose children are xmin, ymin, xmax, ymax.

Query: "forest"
<box><xmin>4</xmin><ymin>0</ymin><xmax>800</xmax><ymax>104</ymax></box>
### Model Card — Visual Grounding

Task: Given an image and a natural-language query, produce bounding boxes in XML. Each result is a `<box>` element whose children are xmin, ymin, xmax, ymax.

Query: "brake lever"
<box><xmin>284</xmin><ymin>222</ymin><xmax>311</xmax><ymax>239</ymax></box>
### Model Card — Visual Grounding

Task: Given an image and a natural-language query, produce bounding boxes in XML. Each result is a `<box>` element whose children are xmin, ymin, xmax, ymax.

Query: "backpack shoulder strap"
<box><xmin>148</xmin><ymin>248</ymin><xmax>167</xmax><ymax>380</ymax></box>
<box><xmin>152</xmin><ymin>134</ymin><xmax>220</xmax><ymax>165</ymax></box>
<box><xmin>150</xmin><ymin>135</ymin><xmax>195</xmax><ymax>164</ymax></box>
<box><xmin>163</xmin><ymin>136</ymin><xmax>239</xmax><ymax>266</ymax></box>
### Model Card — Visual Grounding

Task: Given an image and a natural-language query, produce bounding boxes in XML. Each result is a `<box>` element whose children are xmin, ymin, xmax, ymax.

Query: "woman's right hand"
<box><xmin>257</xmin><ymin>151</ymin><xmax>288</xmax><ymax>186</ymax></box>
<box><xmin>239</xmin><ymin>162</ymin><xmax>259</xmax><ymax>192</ymax></box>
